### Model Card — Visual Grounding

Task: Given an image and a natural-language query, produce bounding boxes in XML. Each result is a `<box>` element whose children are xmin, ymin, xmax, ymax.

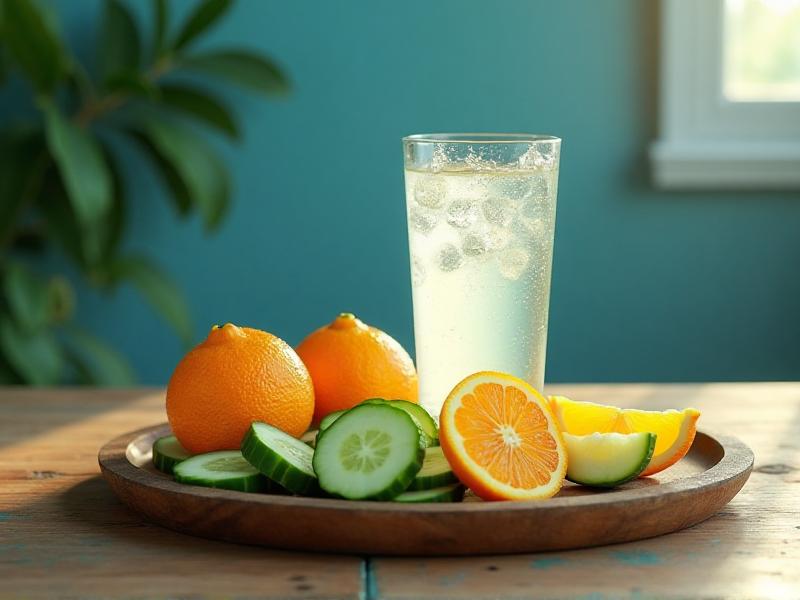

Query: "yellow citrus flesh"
<box><xmin>549</xmin><ymin>396</ymin><xmax>700</xmax><ymax>476</ymax></box>
<box><xmin>440</xmin><ymin>372</ymin><xmax>567</xmax><ymax>501</ymax></box>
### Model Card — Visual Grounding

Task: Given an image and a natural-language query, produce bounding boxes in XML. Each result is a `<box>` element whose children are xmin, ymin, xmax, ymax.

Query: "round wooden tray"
<box><xmin>99</xmin><ymin>423</ymin><xmax>753</xmax><ymax>556</ymax></box>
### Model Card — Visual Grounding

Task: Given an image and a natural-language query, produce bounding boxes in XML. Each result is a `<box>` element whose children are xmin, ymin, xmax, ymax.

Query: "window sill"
<box><xmin>650</xmin><ymin>140</ymin><xmax>800</xmax><ymax>190</ymax></box>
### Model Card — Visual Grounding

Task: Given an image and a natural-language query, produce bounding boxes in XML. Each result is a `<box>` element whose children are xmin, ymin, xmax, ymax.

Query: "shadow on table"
<box><xmin>57</xmin><ymin>475</ymin><xmax>277</xmax><ymax>555</ymax></box>
<box><xmin>2</xmin><ymin>475</ymin><xmax>363</xmax><ymax>599</ymax></box>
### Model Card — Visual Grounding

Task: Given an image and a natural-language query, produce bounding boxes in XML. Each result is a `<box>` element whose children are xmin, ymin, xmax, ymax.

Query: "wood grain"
<box><xmin>0</xmin><ymin>384</ymin><xmax>797</xmax><ymax>599</ymax></box>
<box><xmin>371</xmin><ymin>383</ymin><xmax>800</xmax><ymax>599</ymax></box>
<box><xmin>0</xmin><ymin>389</ymin><xmax>363</xmax><ymax>600</ymax></box>
<box><xmin>98</xmin><ymin>423</ymin><xmax>752</xmax><ymax>555</ymax></box>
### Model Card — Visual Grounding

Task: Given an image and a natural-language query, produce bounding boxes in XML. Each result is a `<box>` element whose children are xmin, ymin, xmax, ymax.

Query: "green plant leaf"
<box><xmin>43</xmin><ymin>103</ymin><xmax>113</xmax><ymax>264</ymax></box>
<box><xmin>110</xmin><ymin>255</ymin><xmax>193</xmax><ymax>346</ymax></box>
<box><xmin>106</xmin><ymin>71</ymin><xmax>159</xmax><ymax>99</ymax></box>
<box><xmin>1</xmin><ymin>0</ymin><xmax>67</xmax><ymax>94</ymax></box>
<box><xmin>66</xmin><ymin>61</ymin><xmax>96</xmax><ymax>106</ymax></box>
<box><xmin>181</xmin><ymin>50</ymin><xmax>289</xmax><ymax>96</ymax></box>
<box><xmin>173</xmin><ymin>0</ymin><xmax>232</xmax><ymax>51</ymax></box>
<box><xmin>63</xmin><ymin>326</ymin><xmax>135</xmax><ymax>385</ymax></box>
<box><xmin>129</xmin><ymin>129</ymin><xmax>192</xmax><ymax>216</ymax></box>
<box><xmin>2</xmin><ymin>262</ymin><xmax>75</xmax><ymax>333</ymax></box>
<box><xmin>159</xmin><ymin>83</ymin><xmax>239</xmax><ymax>138</ymax></box>
<box><xmin>100</xmin><ymin>0</ymin><xmax>141</xmax><ymax>82</ymax></box>
<box><xmin>153</xmin><ymin>0</ymin><xmax>168</xmax><ymax>57</ymax></box>
<box><xmin>99</xmin><ymin>143</ymin><xmax>127</xmax><ymax>258</ymax></box>
<box><xmin>40</xmin><ymin>176</ymin><xmax>88</xmax><ymax>267</ymax></box>
<box><xmin>10</xmin><ymin>227</ymin><xmax>47</xmax><ymax>254</ymax></box>
<box><xmin>0</xmin><ymin>45</ymin><xmax>9</xmax><ymax>87</ymax></box>
<box><xmin>47</xmin><ymin>276</ymin><xmax>75</xmax><ymax>323</ymax></box>
<box><xmin>0</xmin><ymin>356</ymin><xmax>22</xmax><ymax>385</ymax></box>
<box><xmin>129</xmin><ymin>118</ymin><xmax>230</xmax><ymax>229</ymax></box>
<box><xmin>0</xmin><ymin>317</ymin><xmax>63</xmax><ymax>385</ymax></box>
<box><xmin>3</xmin><ymin>262</ymin><xmax>50</xmax><ymax>332</ymax></box>
<box><xmin>0</xmin><ymin>128</ymin><xmax>46</xmax><ymax>245</ymax></box>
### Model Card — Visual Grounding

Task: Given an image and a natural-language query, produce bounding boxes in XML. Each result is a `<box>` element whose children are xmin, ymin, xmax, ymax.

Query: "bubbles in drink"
<box><xmin>488</xmin><ymin>225</ymin><xmax>511</xmax><ymax>251</ymax></box>
<box><xmin>529</xmin><ymin>174</ymin><xmax>552</xmax><ymax>198</ymax></box>
<box><xmin>482</xmin><ymin>197</ymin><xmax>514</xmax><ymax>226</ymax></box>
<box><xmin>404</xmin><ymin>162</ymin><xmax>559</xmax><ymax>417</ymax></box>
<box><xmin>409</xmin><ymin>206</ymin><xmax>439</xmax><ymax>235</ymax></box>
<box><xmin>446</xmin><ymin>199</ymin><xmax>479</xmax><ymax>228</ymax></box>
<box><xmin>519</xmin><ymin>195</ymin><xmax>550</xmax><ymax>220</ymax></box>
<box><xmin>492</xmin><ymin>175</ymin><xmax>533</xmax><ymax>205</ymax></box>
<box><xmin>518</xmin><ymin>217</ymin><xmax>546</xmax><ymax>240</ymax></box>
<box><xmin>412</xmin><ymin>256</ymin><xmax>426</xmax><ymax>286</ymax></box>
<box><xmin>461</xmin><ymin>230</ymin><xmax>492</xmax><ymax>256</ymax></box>
<box><xmin>437</xmin><ymin>243</ymin><xmax>464</xmax><ymax>272</ymax></box>
<box><xmin>414</xmin><ymin>176</ymin><xmax>446</xmax><ymax>208</ymax></box>
<box><xmin>499</xmin><ymin>247</ymin><xmax>530</xmax><ymax>281</ymax></box>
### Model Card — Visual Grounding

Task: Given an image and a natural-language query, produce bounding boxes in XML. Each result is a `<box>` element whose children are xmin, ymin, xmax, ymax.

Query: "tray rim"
<box><xmin>99</xmin><ymin>422</ymin><xmax>754</xmax><ymax>515</ymax></box>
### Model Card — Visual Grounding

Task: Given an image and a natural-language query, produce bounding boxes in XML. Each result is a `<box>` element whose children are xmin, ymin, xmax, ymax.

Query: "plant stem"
<box><xmin>73</xmin><ymin>56</ymin><xmax>175</xmax><ymax>127</ymax></box>
<box><xmin>74</xmin><ymin>92</ymin><xmax>126</xmax><ymax>126</ymax></box>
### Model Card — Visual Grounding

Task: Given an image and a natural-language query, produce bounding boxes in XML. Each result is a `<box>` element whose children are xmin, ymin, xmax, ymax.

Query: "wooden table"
<box><xmin>0</xmin><ymin>384</ymin><xmax>797</xmax><ymax>599</ymax></box>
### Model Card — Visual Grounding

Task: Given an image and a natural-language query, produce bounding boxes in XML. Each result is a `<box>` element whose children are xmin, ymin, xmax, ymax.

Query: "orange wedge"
<box><xmin>549</xmin><ymin>396</ymin><xmax>700</xmax><ymax>476</ymax></box>
<box><xmin>440</xmin><ymin>372</ymin><xmax>567</xmax><ymax>501</ymax></box>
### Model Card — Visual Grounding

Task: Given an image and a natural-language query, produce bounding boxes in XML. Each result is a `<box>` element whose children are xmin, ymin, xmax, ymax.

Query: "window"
<box><xmin>651</xmin><ymin>0</ymin><xmax>800</xmax><ymax>189</ymax></box>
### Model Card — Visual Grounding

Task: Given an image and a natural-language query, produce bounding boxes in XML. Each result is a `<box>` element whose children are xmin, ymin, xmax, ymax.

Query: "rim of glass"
<box><xmin>403</xmin><ymin>133</ymin><xmax>560</xmax><ymax>144</ymax></box>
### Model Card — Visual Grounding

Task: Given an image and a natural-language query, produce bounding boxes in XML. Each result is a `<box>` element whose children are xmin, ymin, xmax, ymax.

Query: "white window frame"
<box><xmin>650</xmin><ymin>0</ymin><xmax>800</xmax><ymax>190</ymax></box>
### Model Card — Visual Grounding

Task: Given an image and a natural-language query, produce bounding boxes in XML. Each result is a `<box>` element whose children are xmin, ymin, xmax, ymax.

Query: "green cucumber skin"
<box><xmin>319</xmin><ymin>410</ymin><xmax>346</xmax><ymax>432</ymax></box>
<box><xmin>407</xmin><ymin>470</ymin><xmax>458</xmax><ymax>491</ymax></box>
<box><xmin>387</xmin><ymin>399</ymin><xmax>439</xmax><ymax>446</ymax></box>
<box><xmin>394</xmin><ymin>484</ymin><xmax>465</xmax><ymax>503</ymax></box>
<box><xmin>152</xmin><ymin>435</ymin><xmax>191</xmax><ymax>474</ymax></box>
<box><xmin>407</xmin><ymin>446</ymin><xmax>458</xmax><ymax>491</ymax></box>
<box><xmin>566</xmin><ymin>434</ymin><xmax>657</xmax><ymax>488</ymax></box>
<box><xmin>362</xmin><ymin>398</ymin><xmax>437</xmax><ymax>448</ymax></box>
<box><xmin>241</xmin><ymin>423</ymin><xmax>319</xmax><ymax>496</ymax></box>
<box><xmin>173</xmin><ymin>451</ymin><xmax>267</xmax><ymax>493</ymax></box>
<box><xmin>313</xmin><ymin>404</ymin><xmax>425</xmax><ymax>501</ymax></box>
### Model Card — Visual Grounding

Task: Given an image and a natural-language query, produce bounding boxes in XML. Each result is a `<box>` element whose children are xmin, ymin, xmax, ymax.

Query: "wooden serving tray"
<box><xmin>99</xmin><ymin>423</ymin><xmax>753</xmax><ymax>556</ymax></box>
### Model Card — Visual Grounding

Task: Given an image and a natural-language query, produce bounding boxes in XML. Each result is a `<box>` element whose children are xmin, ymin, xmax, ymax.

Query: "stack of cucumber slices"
<box><xmin>154</xmin><ymin>398</ymin><xmax>663</xmax><ymax>499</ymax></box>
<box><xmin>153</xmin><ymin>398</ymin><xmax>465</xmax><ymax>503</ymax></box>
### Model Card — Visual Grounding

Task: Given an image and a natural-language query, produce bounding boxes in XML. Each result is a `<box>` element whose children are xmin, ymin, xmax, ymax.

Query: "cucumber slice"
<box><xmin>394</xmin><ymin>483</ymin><xmax>465</xmax><ymax>503</ymax></box>
<box><xmin>363</xmin><ymin>398</ymin><xmax>437</xmax><ymax>447</ymax></box>
<box><xmin>564</xmin><ymin>432</ymin><xmax>656</xmax><ymax>488</ymax></box>
<box><xmin>407</xmin><ymin>446</ymin><xmax>458</xmax><ymax>491</ymax></box>
<box><xmin>241</xmin><ymin>422</ymin><xmax>319</xmax><ymax>495</ymax></box>
<box><xmin>313</xmin><ymin>403</ymin><xmax>424</xmax><ymax>500</ymax></box>
<box><xmin>319</xmin><ymin>409</ymin><xmax>346</xmax><ymax>432</ymax></box>
<box><xmin>152</xmin><ymin>435</ymin><xmax>191</xmax><ymax>474</ymax></box>
<box><xmin>387</xmin><ymin>399</ymin><xmax>439</xmax><ymax>446</ymax></box>
<box><xmin>173</xmin><ymin>450</ymin><xmax>267</xmax><ymax>492</ymax></box>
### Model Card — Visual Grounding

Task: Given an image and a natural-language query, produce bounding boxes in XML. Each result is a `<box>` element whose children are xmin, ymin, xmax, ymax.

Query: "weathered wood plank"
<box><xmin>371</xmin><ymin>383</ymin><xmax>800</xmax><ymax>599</ymax></box>
<box><xmin>1</xmin><ymin>384</ymin><xmax>797</xmax><ymax>599</ymax></box>
<box><xmin>0</xmin><ymin>389</ymin><xmax>364</xmax><ymax>600</ymax></box>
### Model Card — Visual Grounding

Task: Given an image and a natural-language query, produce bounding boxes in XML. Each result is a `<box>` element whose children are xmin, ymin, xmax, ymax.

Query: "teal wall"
<box><xmin>52</xmin><ymin>0</ymin><xmax>800</xmax><ymax>384</ymax></box>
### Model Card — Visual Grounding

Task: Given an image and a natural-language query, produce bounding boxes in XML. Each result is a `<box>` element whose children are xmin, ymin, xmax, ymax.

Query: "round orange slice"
<box><xmin>439</xmin><ymin>372</ymin><xmax>567</xmax><ymax>501</ymax></box>
<box><xmin>549</xmin><ymin>396</ymin><xmax>700</xmax><ymax>476</ymax></box>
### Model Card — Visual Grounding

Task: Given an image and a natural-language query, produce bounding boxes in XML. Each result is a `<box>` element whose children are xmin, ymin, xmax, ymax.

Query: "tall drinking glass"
<box><xmin>402</xmin><ymin>134</ymin><xmax>561</xmax><ymax>418</ymax></box>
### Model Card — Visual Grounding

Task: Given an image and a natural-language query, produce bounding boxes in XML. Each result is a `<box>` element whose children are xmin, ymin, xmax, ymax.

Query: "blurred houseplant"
<box><xmin>0</xmin><ymin>0</ymin><xmax>287</xmax><ymax>384</ymax></box>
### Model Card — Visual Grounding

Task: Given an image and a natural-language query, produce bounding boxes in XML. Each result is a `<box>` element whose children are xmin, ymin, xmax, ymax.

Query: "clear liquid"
<box><xmin>404</xmin><ymin>165</ymin><xmax>558</xmax><ymax>419</ymax></box>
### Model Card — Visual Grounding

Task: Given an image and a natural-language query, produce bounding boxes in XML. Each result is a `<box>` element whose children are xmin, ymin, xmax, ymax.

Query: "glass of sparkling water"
<box><xmin>402</xmin><ymin>134</ymin><xmax>561</xmax><ymax>419</ymax></box>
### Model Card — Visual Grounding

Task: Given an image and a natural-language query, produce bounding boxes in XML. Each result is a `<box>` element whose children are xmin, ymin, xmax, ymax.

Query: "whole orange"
<box><xmin>166</xmin><ymin>323</ymin><xmax>314</xmax><ymax>453</ymax></box>
<box><xmin>296</xmin><ymin>313</ymin><xmax>418</xmax><ymax>424</ymax></box>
